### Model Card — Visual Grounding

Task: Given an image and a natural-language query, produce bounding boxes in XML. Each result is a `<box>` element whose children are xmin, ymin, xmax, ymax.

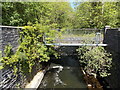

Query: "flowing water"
<box><xmin>38</xmin><ymin>47</ymin><xmax>87</xmax><ymax>89</ymax></box>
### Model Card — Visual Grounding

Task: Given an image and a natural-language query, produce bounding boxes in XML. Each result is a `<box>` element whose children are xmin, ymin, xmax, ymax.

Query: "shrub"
<box><xmin>77</xmin><ymin>46</ymin><xmax>112</xmax><ymax>77</ymax></box>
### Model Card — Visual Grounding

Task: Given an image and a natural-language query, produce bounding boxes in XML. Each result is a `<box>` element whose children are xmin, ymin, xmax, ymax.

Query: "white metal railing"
<box><xmin>44</xmin><ymin>29</ymin><xmax>107</xmax><ymax>46</ymax></box>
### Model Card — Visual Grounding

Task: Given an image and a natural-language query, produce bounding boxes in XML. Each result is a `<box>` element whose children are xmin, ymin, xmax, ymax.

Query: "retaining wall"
<box><xmin>104</xmin><ymin>28</ymin><xmax>120</xmax><ymax>53</ymax></box>
<box><xmin>0</xmin><ymin>26</ymin><xmax>44</xmax><ymax>88</ymax></box>
<box><xmin>0</xmin><ymin>26</ymin><xmax>23</xmax><ymax>88</ymax></box>
<box><xmin>0</xmin><ymin>26</ymin><xmax>23</xmax><ymax>56</ymax></box>
<box><xmin>104</xmin><ymin>28</ymin><xmax>120</xmax><ymax>89</ymax></box>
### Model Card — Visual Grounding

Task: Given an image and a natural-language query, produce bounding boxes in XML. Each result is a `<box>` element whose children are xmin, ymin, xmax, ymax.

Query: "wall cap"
<box><xmin>0</xmin><ymin>25</ymin><xmax>23</xmax><ymax>29</ymax></box>
<box><xmin>105</xmin><ymin>26</ymin><xmax>111</xmax><ymax>29</ymax></box>
<box><xmin>118</xmin><ymin>28</ymin><xmax>120</xmax><ymax>31</ymax></box>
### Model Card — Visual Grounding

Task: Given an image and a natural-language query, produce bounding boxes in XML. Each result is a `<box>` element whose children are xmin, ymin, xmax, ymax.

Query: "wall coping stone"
<box><xmin>0</xmin><ymin>25</ymin><xmax>23</xmax><ymax>29</ymax></box>
<box><xmin>118</xmin><ymin>28</ymin><xmax>120</xmax><ymax>31</ymax></box>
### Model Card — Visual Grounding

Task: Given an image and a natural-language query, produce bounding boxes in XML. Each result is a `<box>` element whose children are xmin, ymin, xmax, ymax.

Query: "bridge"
<box><xmin>44</xmin><ymin>29</ymin><xmax>107</xmax><ymax>46</ymax></box>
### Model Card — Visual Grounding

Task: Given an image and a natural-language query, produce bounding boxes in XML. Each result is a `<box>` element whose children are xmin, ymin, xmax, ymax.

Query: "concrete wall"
<box><xmin>0</xmin><ymin>26</ymin><xmax>23</xmax><ymax>55</ymax></box>
<box><xmin>104</xmin><ymin>27</ymin><xmax>120</xmax><ymax>89</ymax></box>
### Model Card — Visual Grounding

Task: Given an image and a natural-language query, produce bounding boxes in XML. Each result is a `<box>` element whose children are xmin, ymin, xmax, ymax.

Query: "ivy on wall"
<box><xmin>1</xmin><ymin>23</ymin><xmax>61</xmax><ymax>74</ymax></box>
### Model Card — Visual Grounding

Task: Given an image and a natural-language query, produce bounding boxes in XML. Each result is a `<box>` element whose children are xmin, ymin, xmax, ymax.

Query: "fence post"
<box><xmin>95</xmin><ymin>32</ymin><xmax>101</xmax><ymax>44</ymax></box>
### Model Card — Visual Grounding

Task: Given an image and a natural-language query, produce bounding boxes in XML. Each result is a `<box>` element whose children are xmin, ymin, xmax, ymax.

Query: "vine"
<box><xmin>1</xmin><ymin>23</ymin><xmax>61</xmax><ymax>74</ymax></box>
<box><xmin>0</xmin><ymin>51</ymin><xmax>3</xmax><ymax>70</ymax></box>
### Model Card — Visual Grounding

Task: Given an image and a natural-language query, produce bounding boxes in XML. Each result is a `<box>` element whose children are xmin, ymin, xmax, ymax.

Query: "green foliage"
<box><xmin>1</xmin><ymin>1</ymin><xmax>118</xmax><ymax>77</ymax></box>
<box><xmin>2</xmin><ymin>2</ymin><xmax>119</xmax><ymax>28</ymax></box>
<box><xmin>4</xmin><ymin>44</ymin><xmax>14</xmax><ymax>57</ymax></box>
<box><xmin>0</xmin><ymin>51</ymin><xmax>3</xmax><ymax>70</ymax></box>
<box><xmin>74</xmin><ymin>2</ymin><xmax>119</xmax><ymax>29</ymax></box>
<box><xmin>77</xmin><ymin>46</ymin><xmax>112</xmax><ymax>77</ymax></box>
<box><xmin>2</xmin><ymin>23</ymin><xmax>60</xmax><ymax>73</ymax></box>
<box><xmin>2</xmin><ymin>2</ymin><xmax>73</xmax><ymax>28</ymax></box>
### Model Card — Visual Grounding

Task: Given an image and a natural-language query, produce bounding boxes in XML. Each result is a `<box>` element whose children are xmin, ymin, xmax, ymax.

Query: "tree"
<box><xmin>103</xmin><ymin>2</ymin><xmax>119</xmax><ymax>28</ymax></box>
<box><xmin>73</xmin><ymin>2</ymin><xmax>92</xmax><ymax>28</ymax></box>
<box><xmin>2</xmin><ymin>2</ymin><xmax>73</xmax><ymax>28</ymax></box>
<box><xmin>74</xmin><ymin>2</ymin><xmax>119</xmax><ymax>29</ymax></box>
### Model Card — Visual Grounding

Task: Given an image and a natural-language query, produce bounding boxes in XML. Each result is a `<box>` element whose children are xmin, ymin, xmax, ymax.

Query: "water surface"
<box><xmin>39</xmin><ymin>54</ymin><xmax>87</xmax><ymax>89</ymax></box>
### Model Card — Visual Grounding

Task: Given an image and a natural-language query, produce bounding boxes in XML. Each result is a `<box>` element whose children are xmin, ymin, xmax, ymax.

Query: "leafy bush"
<box><xmin>77</xmin><ymin>46</ymin><xmax>112</xmax><ymax>77</ymax></box>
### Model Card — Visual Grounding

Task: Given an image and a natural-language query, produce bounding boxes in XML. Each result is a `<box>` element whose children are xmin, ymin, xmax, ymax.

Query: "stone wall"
<box><xmin>0</xmin><ymin>26</ymin><xmax>43</xmax><ymax>88</ymax></box>
<box><xmin>103</xmin><ymin>27</ymin><xmax>120</xmax><ymax>89</ymax></box>
<box><xmin>0</xmin><ymin>26</ymin><xmax>23</xmax><ymax>55</ymax></box>
<box><xmin>0</xmin><ymin>26</ymin><xmax>23</xmax><ymax>88</ymax></box>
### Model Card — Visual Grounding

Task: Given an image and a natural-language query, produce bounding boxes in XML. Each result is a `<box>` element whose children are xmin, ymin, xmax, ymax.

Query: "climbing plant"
<box><xmin>1</xmin><ymin>23</ymin><xmax>61</xmax><ymax>73</ymax></box>
<box><xmin>0</xmin><ymin>51</ymin><xmax>3</xmax><ymax>70</ymax></box>
<box><xmin>77</xmin><ymin>46</ymin><xmax>112</xmax><ymax>77</ymax></box>
<box><xmin>4</xmin><ymin>44</ymin><xmax>14</xmax><ymax>57</ymax></box>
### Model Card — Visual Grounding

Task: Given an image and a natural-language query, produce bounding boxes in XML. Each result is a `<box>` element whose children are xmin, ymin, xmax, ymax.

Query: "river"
<box><xmin>38</xmin><ymin>47</ymin><xmax>87</xmax><ymax>89</ymax></box>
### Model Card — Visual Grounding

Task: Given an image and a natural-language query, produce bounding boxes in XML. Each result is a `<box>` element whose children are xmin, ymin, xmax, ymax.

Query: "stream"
<box><xmin>38</xmin><ymin>47</ymin><xmax>87</xmax><ymax>89</ymax></box>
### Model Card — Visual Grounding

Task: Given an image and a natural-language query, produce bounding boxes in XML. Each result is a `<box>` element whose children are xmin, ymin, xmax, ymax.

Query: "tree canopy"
<box><xmin>2</xmin><ymin>2</ymin><xmax>119</xmax><ymax>28</ymax></box>
<box><xmin>74</xmin><ymin>2</ymin><xmax>119</xmax><ymax>29</ymax></box>
<box><xmin>2</xmin><ymin>2</ymin><xmax>73</xmax><ymax>29</ymax></box>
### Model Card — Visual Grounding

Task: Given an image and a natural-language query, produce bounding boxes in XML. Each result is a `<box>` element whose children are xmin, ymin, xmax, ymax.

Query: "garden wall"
<box><xmin>104</xmin><ymin>27</ymin><xmax>120</xmax><ymax>89</ymax></box>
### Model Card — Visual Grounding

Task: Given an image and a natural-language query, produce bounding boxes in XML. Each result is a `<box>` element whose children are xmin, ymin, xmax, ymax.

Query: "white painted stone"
<box><xmin>25</xmin><ymin>71</ymin><xmax>45</xmax><ymax>89</ymax></box>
